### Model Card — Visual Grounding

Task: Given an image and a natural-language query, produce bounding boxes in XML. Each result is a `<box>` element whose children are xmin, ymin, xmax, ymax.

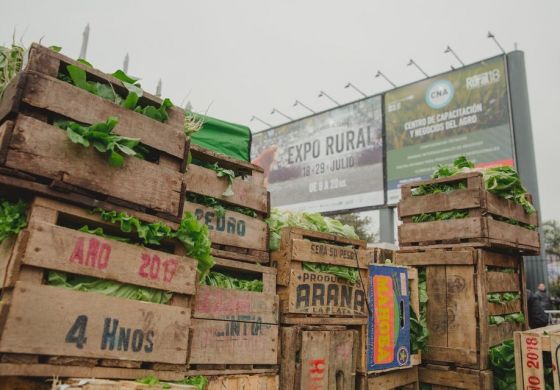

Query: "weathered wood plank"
<box><xmin>425</xmin><ymin>266</ymin><xmax>448</xmax><ymax>348</ymax></box>
<box><xmin>399</xmin><ymin>218</ymin><xmax>483</xmax><ymax>243</ymax></box>
<box><xmin>0</xmin><ymin>363</ymin><xmax>183</xmax><ymax>380</ymax></box>
<box><xmin>206</xmin><ymin>374</ymin><xmax>278</xmax><ymax>390</ymax></box>
<box><xmin>290</xmin><ymin>239</ymin><xmax>369</xmax><ymax>268</ymax></box>
<box><xmin>446</xmin><ymin>266</ymin><xmax>477</xmax><ymax>352</ymax></box>
<box><xmin>398</xmin><ymin>188</ymin><xmax>481</xmax><ymax>217</ymax></box>
<box><xmin>187</xmin><ymin>319</ymin><xmax>278</xmax><ymax>365</ymax></box>
<box><xmin>184</xmin><ymin>202</ymin><xmax>267</xmax><ymax>251</ymax></box>
<box><xmin>486</xmin><ymin>271</ymin><xmax>520</xmax><ymax>293</ymax></box>
<box><xmin>0</xmin><ymin>283</ymin><xmax>190</xmax><ymax>364</ymax></box>
<box><xmin>193</xmin><ymin>285</ymin><xmax>278</xmax><ymax>324</ymax></box>
<box><xmin>396</xmin><ymin>250</ymin><xmax>475</xmax><ymax>266</ymax></box>
<box><xmin>185</xmin><ymin>164</ymin><xmax>268</xmax><ymax>213</ymax></box>
<box><xmin>5</xmin><ymin>115</ymin><xmax>182</xmax><ymax>216</ymax></box>
<box><xmin>418</xmin><ymin>366</ymin><xmax>493</xmax><ymax>390</ymax></box>
<box><xmin>487</xmin><ymin>322</ymin><xmax>523</xmax><ymax>347</ymax></box>
<box><xmin>16</xmin><ymin>220</ymin><xmax>197</xmax><ymax>294</ymax></box>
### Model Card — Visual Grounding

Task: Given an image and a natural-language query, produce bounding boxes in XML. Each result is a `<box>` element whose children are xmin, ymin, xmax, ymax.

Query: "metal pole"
<box><xmin>79</xmin><ymin>23</ymin><xmax>90</xmax><ymax>59</ymax></box>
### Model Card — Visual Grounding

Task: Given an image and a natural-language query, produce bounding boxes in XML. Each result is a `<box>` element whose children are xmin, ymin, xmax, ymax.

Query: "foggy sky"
<box><xmin>3</xmin><ymin>0</ymin><xmax>559</xmax><ymax>221</ymax></box>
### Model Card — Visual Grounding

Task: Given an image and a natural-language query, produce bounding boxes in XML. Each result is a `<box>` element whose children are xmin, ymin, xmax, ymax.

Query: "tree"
<box><xmin>543</xmin><ymin>220</ymin><xmax>560</xmax><ymax>256</ymax></box>
<box><xmin>332</xmin><ymin>213</ymin><xmax>378</xmax><ymax>243</ymax></box>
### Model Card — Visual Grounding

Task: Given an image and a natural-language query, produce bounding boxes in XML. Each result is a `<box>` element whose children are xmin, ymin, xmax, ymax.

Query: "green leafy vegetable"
<box><xmin>93</xmin><ymin>208</ymin><xmax>214</xmax><ymax>275</ymax></box>
<box><xmin>61</xmin><ymin>65</ymin><xmax>172</xmax><ymax>123</ymax></box>
<box><xmin>48</xmin><ymin>271</ymin><xmax>172</xmax><ymax>304</ymax></box>
<box><xmin>489</xmin><ymin>340</ymin><xmax>516</xmax><ymax>390</ymax></box>
<box><xmin>411</xmin><ymin>268</ymin><xmax>429</xmax><ymax>354</ymax></box>
<box><xmin>411</xmin><ymin>210</ymin><xmax>468</xmax><ymax>223</ymax></box>
<box><xmin>201</xmin><ymin>271</ymin><xmax>263</xmax><ymax>292</ymax></box>
<box><xmin>489</xmin><ymin>312</ymin><xmax>525</xmax><ymax>325</ymax></box>
<box><xmin>174</xmin><ymin>212</ymin><xmax>214</xmax><ymax>276</ymax></box>
<box><xmin>93</xmin><ymin>208</ymin><xmax>173</xmax><ymax>245</ymax></box>
<box><xmin>302</xmin><ymin>262</ymin><xmax>359</xmax><ymax>284</ymax></box>
<box><xmin>488</xmin><ymin>292</ymin><xmax>520</xmax><ymax>305</ymax></box>
<box><xmin>267</xmin><ymin>209</ymin><xmax>359</xmax><ymax>251</ymax></box>
<box><xmin>173</xmin><ymin>376</ymin><xmax>208</xmax><ymax>390</ymax></box>
<box><xmin>412</xmin><ymin>155</ymin><xmax>535</xmax><ymax>215</ymax></box>
<box><xmin>0</xmin><ymin>199</ymin><xmax>27</xmax><ymax>243</ymax></box>
<box><xmin>78</xmin><ymin>225</ymin><xmax>131</xmax><ymax>243</ymax></box>
<box><xmin>187</xmin><ymin>193</ymin><xmax>257</xmax><ymax>218</ymax></box>
<box><xmin>204</xmin><ymin>162</ymin><xmax>236</xmax><ymax>197</ymax></box>
<box><xmin>54</xmin><ymin>117</ymin><xmax>144</xmax><ymax>167</ymax></box>
<box><xmin>0</xmin><ymin>43</ymin><xmax>24</xmax><ymax>97</ymax></box>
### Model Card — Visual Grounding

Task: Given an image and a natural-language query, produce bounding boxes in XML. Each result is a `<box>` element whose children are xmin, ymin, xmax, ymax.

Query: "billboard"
<box><xmin>385</xmin><ymin>55</ymin><xmax>515</xmax><ymax>204</ymax></box>
<box><xmin>252</xmin><ymin>95</ymin><xmax>384</xmax><ymax>212</ymax></box>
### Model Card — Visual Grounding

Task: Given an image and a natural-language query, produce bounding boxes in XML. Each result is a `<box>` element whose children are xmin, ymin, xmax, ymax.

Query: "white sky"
<box><xmin>3</xmin><ymin>0</ymin><xmax>560</xmax><ymax>221</ymax></box>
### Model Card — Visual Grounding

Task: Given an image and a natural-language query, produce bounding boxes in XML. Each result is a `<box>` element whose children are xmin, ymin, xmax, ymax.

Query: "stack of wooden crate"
<box><xmin>183</xmin><ymin>144</ymin><xmax>278</xmax><ymax>383</ymax></box>
<box><xmin>0</xmin><ymin>42</ymin><xmax>279</xmax><ymax>388</ymax></box>
<box><xmin>0</xmin><ymin>43</ymin><xmax>195</xmax><ymax>381</ymax></box>
<box><xmin>272</xmin><ymin>227</ymin><xmax>369</xmax><ymax>389</ymax></box>
<box><xmin>272</xmin><ymin>227</ymin><xmax>421</xmax><ymax>389</ymax></box>
<box><xmin>396</xmin><ymin>171</ymin><xmax>540</xmax><ymax>389</ymax></box>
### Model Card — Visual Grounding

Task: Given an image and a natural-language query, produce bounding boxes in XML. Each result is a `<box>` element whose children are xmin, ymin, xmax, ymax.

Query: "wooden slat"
<box><xmin>418</xmin><ymin>366</ymin><xmax>493</xmax><ymax>390</ymax></box>
<box><xmin>286</xmin><ymin>227</ymin><xmax>366</xmax><ymax>248</ymax></box>
<box><xmin>280</xmin><ymin>316</ymin><xmax>367</xmax><ymax>326</ymax></box>
<box><xmin>365</xmin><ymin>366</ymin><xmax>419</xmax><ymax>389</ymax></box>
<box><xmin>206</xmin><ymin>374</ymin><xmax>278</xmax><ymax>390</ymax></box>
<box><xmin>16</xmin><ymin>221</ymin><xmax>197</xmax><ymax>294</ymax></box>
<box><xmin>5</xmin><ymin>115</ymin><xmax>182</xmax><ymax>216</ymax></box>
<box><xmin>185</xmin><ymin>164</ymin><xmax>267</xmax><ymax>213</ymax></box>
<box><xmin>446</xmin><ymin>266</ymin><xmax>477</xmax><ymax>352</ymax></box>
<box><xmin>519</xmin><ymin>332</ymin><xmax>545</xmax><ymax>390</ymax></box>
<box><xmin>481</xmin><ymin>250</ymin><xmax>520</xmax><ymax>268</ymax></box>
<box><xmin>396</xmin><ymin>250</ymin><xmax>475</xmax><ymax>266</ymax></box>
<box><xmin>328</xmin><ymin>330</ymin><xmax>356</xmax><ymax>390</ymax></box>
<box><xmin>425</xmin><ymin>266</ymin><xmax>448</xmax><ymax>348</ymax></box>
<box><xmin>485</xmin><ymin>191</ymin><xmax>538</xmax><ymax>225</ymax></box>
<box><xmin>0</xmin><ymin>363</ymin><xmax>183</xmax><ymax>380</ymax></box>
<box><xmin>190</xmin><ymin>144</ymin><xmax>264</xmax><ymax>173</ymax></box>
<box><xmin>401</xmin><ymin>172</ymin><xmax>479</xmax><ymax>190</ymax></box>
<box><xmin>299</xmin><ymin>330</ymin><xmax>330</xmax><ymax>390</ymax></box>
<box><xmin>488</xmin><ymin>322</ymin><xmax>523</xmax><ymax>347</ymax></box>
<box><xmin>487</xmin><ymin>218</ymin><xmax>540</xmax><ymax>248</ymax></box>
<box><xmin>398</xmin><ymin>188</ymin><xmax>481</xmax><ymax>217</ymax></box>
<box><xmin>21</xmin><ymin>71</ymin><xmax>185</xmax><ymax>159</ymax></box>
<box><xmin>486</xmin><ymin>271</ymin><xmax>520</xmax><ymax>293</ymax></box>
<box><xmin>193</xmin><ymin>285</ymin><xmax>278</xmax><ymax>324</ymax></box>
<box><xmin>0</xmin><ymin>120</ymin><xmax>15</xmax><ymax>165</ymax></box>
<box><xmin>0</xmin><ymin>74</ymin><xmax>24</xmax><ymax>122</ymax></box>
<box><xmin>290</xmin><ymin>239</ymin><xmax>368</xmax><ymax>268</ymax></box>
<box><xmin>187</xmin><ymin>319</ymin><xmax>278</xmax><ymax>365</ymax></box>
<box><xmin>184</xmin><ymin>202</ymin><xmax>267</xmax><ymax>251</ymax></box>
<box><xmin>398</xmin><ymin>217</ymin><xmax>483</xmax><ymax>244</ymax></box>
<box><xmin>0</xmin><ymin>283</ymin><xmax>190</xmax><ymax>364</ymax></box>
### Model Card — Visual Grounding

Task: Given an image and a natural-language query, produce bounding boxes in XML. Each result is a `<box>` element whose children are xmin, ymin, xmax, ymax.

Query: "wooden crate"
<box><xmin>185</xmin><ymin>144</ymin><xmax>269</xmax><ymax>264</ymax></box>
<box><xmin>279</xmin><ymin>325</ymin><xmax>359</xmax><ymax>390</ymax></box>
<box><xmin>396</xmin><ymin>248</ymin><xmax>528</xmax><ymax>370</ymax></box>
<box><xmin>418</xmin><ymin>365</ymin><xmax>493</xmax><ymax>390</ymax></box>
<box><xmin>271</xmin><ymin>227</ymin><xmax>371</xmax><ymax>320</ymax></box>
<box><xmin>356</xmin><ymin>366</ymin><xmax>419</xmax><ymax>390</ymax></box>
<box><xmin>205</xmin><ymin>373</ymin><xmax>278</xmax><ymax>390</ymax></box>
<box><xmin>0</xmin><ymin>197</ymin><xmax>198</xmax><ymax>380</ymax></box>
<box><xmin>187</xmin><ymin>258</ymin><xmax>279</xmax><ymax>369</ymax></box>
<box><xmin>513</xmin><ymin>323</ymin><xmax>560</xmax><ymax>390</ymax></box>
<box><xmin>398</xmin><ymin>171</ymin><xmax>540</xmax><ymax>254</ymax></box>
<box><xmin>0</xmin><ymin>43</ymin><xmax>187</xmax><ymax>218</ymax></box>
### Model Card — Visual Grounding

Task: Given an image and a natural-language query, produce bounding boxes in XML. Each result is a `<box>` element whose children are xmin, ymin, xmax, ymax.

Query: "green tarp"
<box><xmin>191</xmin><ymin>114</ymin><xmax>251</xmax><ymax>162</ymax></box>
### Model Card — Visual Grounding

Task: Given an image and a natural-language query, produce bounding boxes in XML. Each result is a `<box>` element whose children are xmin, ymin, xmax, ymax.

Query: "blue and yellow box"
<box><xmin>367</xmin><ymin>264</ymin><xmax>411</xmax><ymax>372</ymax></box>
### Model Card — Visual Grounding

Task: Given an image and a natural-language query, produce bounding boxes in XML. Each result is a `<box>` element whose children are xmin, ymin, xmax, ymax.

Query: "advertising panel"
<box><xmin>252</xmin><ymin>95</ymin><xmax>384</xmax><ymax>212</ymax></box>
<box><xmin>385</xmin><ymin>56</ymin><xmax>515</xmax><ymax>204</ymax></box>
